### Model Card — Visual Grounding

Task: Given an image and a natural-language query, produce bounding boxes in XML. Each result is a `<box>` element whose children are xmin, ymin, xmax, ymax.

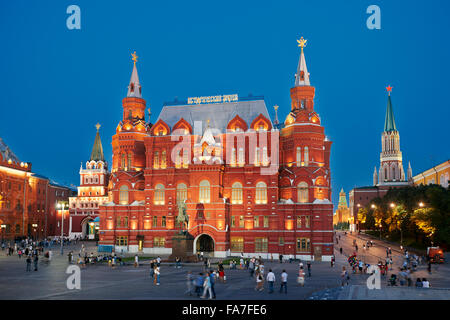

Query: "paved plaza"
<box><xmin>0</xmin><ymin>232</ymin><xmax>449</xmax><ymax>300</ymax></box>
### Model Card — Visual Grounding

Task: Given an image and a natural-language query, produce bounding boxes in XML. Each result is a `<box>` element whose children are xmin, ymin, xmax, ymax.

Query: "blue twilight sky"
<box><xmin>1</xmin><ymin>0</ymin><xmax>449</xmax><ymax>207</ymax></box>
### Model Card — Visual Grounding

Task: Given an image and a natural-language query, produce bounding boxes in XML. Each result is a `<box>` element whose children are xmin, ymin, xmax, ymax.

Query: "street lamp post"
<box><xmin>58</xmin><ymin>202</ymin><xmax>67</xmax><ymax>255</ymax></box>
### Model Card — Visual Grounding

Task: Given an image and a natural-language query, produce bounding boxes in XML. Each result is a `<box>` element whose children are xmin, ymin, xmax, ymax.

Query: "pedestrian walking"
<box><xmin>26</xmin><ymin>255</ymin><xmax>32</xmax><ymax>272</ymax></box>
<box><xmin>134</xmin><ymin>254</ymin><xmax>139</xmax><ymax>268</ymax></box>
<box><xmin>279</xmin><ymin>254</ymin><xmax>283</xmax><ymax>264</ymax></box>
<box><xmin>154</xmin><ymin>266</ymin><xmax>160</xmax><ymax>285</ymax></box>
<box><xmin>185</xmin><ymin>271</ymin><xmax>193</xmax><ymax>295</ymax></box>
<box><xmin>150</xmin><ymin>260</ymin><xmax>155</xmax><ymax>278</ymax></box>
<box><xmin>255</xmin><ymin>272</ymin><xmax>264</xmax><ymax>291</ymax></box>
<box><xmin>209</xmin><ymin>270</ymin><xmax>216</xmax><ymax>299</ymax></box>
<box><xmin>33</xmin><ymin>254</ymin><xmax>39</xmax><ymax>271</ymax></box>
<box><xmin>331</xmin><ymin>255</ymin><xmax>335</xmax><ymax>267</ymax></box>
<box><xmin>341</xmin><ymin>267</ymin><xmax>349</xmax><ymax>287</ymax></box>
<box><xmin>307</xmin><ymin>261</ymin><xmax>311</xmax><ymax>277</ymax></box>
<box><xmin>297</xmin><ymin>266</ymin><xmax>305</xmax><ymax>286</ymax></box>
<box><xmin>266</xmin><ymin>269</ymin><xmax>275</xmax><ymax>293</ymax></box>
<box><xmin>340</xmin><ymin>247</ymin><xmax>343</xmax><ymax>255</ymax></box>
<box><xmin>195</xmin><ymin>273</ymin><xmax>204</xmax><ymax>296</ymax></box>
<box><xmin>201</xmin><ymin>272</ymin><xmax>213</xmax><ymax>299</ymax></box>
<box><xmin>279</xmin><ymin>270</ymin><xmax>288</xmax><ymax>294</ymax></box>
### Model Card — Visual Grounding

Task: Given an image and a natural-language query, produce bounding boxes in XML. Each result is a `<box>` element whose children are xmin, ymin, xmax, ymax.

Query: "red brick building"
<box><xmin>0</xmin><ymin>137</ymin><xmax>74</xmax><ymax>240</ymax></box>
<box><xmin>98</xmin><ymin>39</ymin><xmax>334</xmax><ymax>260</ymax></box>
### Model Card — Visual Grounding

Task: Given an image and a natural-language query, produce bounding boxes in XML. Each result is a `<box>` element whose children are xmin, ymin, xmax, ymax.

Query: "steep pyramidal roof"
<box><xmin>295</xmin><ymin>37</ymin><xmax>310</xmax><ymax>86</ymax></box>
<box><xmin>384</xmin><ymin>94</ymin><xmax>397</xmax><ymax>132</ymax></box>
<box><xmin>90</xmin><ymin>124</ymin><xmax>105</xmax><ymax>162</ymax></box>
<box><xmin>127</xmin><ymin>51</ymin><xmax>142</xmax><ymax>98</ymax></box>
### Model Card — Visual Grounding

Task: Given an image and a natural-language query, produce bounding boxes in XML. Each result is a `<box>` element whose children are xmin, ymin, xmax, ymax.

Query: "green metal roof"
<box><xmin>384</xmin><ymin>95</ymin><xmax>397</xmax><ymax>132</ymax></box>
<box><xmin>90</xmin><ymin>130</ymin><xmax>105</xmax><ymax>162</ymax></box>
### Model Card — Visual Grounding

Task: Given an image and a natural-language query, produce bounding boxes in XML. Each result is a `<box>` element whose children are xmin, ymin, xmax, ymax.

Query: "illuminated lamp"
<box><xmin>285</xmin><ymin>219</ymin><xmax>293</xmax><ymax>230</ymax></box>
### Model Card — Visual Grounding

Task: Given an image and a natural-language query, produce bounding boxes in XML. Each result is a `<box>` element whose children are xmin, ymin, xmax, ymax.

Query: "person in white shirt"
<box><xmin>134</xmin><ymin>254</ymin><xmax>139</xmax><ymax>268</ymax></box>
<box><xmin>422</xmin><ymin>278</ymin><xmax>430</xmax><ymax>288</ymax></box>
<box><xmin>266</xmin><ymin>270</ymin><xmax>275</xmax><ymax>293</ymax></box>
<box><xmin>280</xmin><ymin>270</ymin><xmax>288</xmax><ymax>294</ymax></box>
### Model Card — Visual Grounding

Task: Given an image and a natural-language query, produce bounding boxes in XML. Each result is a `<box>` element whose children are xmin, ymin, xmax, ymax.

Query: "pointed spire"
<box><xmin>384</xmin><ymin>86</ymin><xmax>397</xmax><ymax>132</ymax></box>
<box><xmin>338</xmin><ymin>189</ymin><xmax>348</xmax><ymax>208</ymax></box>
<box><xmin>373</xmin><ymin>166</ymin><xmax>378</xmax><ymax>185</ymax></box>
<box><xmin>127</xmin><ymin>51</ymin><xmax>142</xmax><ymax>98</ymax></box>
<box><xmin>295</xmin><ymin>37</ymin><xmax>310</xmax><ymax>86</ymax></box>
<box><xmin>90</xmin><ymin>123</ymin><xmax>105</xmax><ymax>162</ymax></box>
<box><xmin>273</xmin><ymin>105</ymin><xmax>279</xmax><ymax>125</ymax></box>
<box><xmin>407</xmin><ymin>161</ymin><xmax>413</xmax><ymax>181</ymax></box>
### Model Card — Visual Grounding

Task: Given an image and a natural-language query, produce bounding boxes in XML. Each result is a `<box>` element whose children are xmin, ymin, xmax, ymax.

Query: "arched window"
<box><xmin>199</xmin><ymin>180</ymin><xmax>210</xmax><ymax>203</ymax></box>
<box><xmin>119</xmin><ymin>185</ymin><xmax>129</xmax><ymax>205</ymax></box>
<box><xmin>127</xmin><ymin>153</ymin><xmax>132</xmax><ymax>170</ymax></box>
<box><xmin>384</xmin><ymin>167</ymin><xmax>388</xmax><ymax>180</ymax></box>
<box><xmin>255</xmin><ymin>182</ymin><xmax>267</xmax><ymax>204</ymax></box>
<box><xmin>304</xmin><ymin>147</ymin><xmax>309</xmax><ymax>166</ymax></box>
<box><xmin>161</xmin><ymin>150</ymin><xmax>167</xmax><ymax>169</ymax></box>
<box><xmin>296</xmin><ymin>147</ymin><xmax>301</xmax><ymax>166</ymax></box>
<box><xmin>154</xmin><ymin>151</ymin><xmax>159</xmax><ymax>169</ymax></box>
<box><xmin>297</xmin><ymin>182</ymin><xmax>309</xmax><ymax>203</ymax></box>
<box><xmin>176</xmin><ymin>183</ymin><xmax>187</xmax><ymax>204</ymax></box>
<box><xmin>154</xmin><ymin>184</ymin><xmax>165</xmax><ymax>205</ymax></box>
<box><xmin>231</xmin><ymin>182</ymin><xmax>243</xmax><ymax>204</ymax></box>
<box><xmin>392</xmin><ymin>166</ymin><xmax>396</xmax><ymax>180</ymax></box>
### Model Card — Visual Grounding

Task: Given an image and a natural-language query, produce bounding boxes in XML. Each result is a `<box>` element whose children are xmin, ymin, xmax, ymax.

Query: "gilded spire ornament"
<box><xmin>95</xmin><ymin>123</ymin><xmax>101</xmax><ymax>131</ymax></box>
<box><xmin>297</xmin><ymin>37</ymin><xmax>307</xmax><ymax>52</ymax></box>
<box><xmin>131</xmin><ymin>51</ymin><xmax>138</xmax><ymax>64</ymax></box>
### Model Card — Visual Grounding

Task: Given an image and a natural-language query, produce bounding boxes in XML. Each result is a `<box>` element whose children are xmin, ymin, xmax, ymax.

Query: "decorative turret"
<box><xmin>407</xmin><ymin>161</ymin><xmax>413</xmax><ymax>183</ymax></box>
<box><xmin>373</xmin><ymin>166</ymin><xmax>378</xmax><ymax>186</ymax></box>
<box><xmin>295</xmin><ymin>37</ymin><xmax>310</xmax><ymax>86</ymax></box>
<box><xmin>127</xmin><ymin>51</ymin><xmax>142</xmax><ymax>98</ymax></box>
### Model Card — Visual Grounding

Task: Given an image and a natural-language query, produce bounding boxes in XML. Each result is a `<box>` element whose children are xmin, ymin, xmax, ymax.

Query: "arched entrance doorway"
<box><xmin>81</xmin><ymin>217</ymin><xmax>98</xmax><ymax>240</ymax></box>
<box><xmin>195</xmin><ymin>234</ymin><xmax>214</xmax><ymax>254</ymax></box>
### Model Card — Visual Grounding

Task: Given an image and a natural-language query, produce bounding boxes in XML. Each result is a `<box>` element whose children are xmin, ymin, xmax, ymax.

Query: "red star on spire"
<box><xmin>386</xmin><ymin>85</ymin><xmax>393</xmax><ymax>95</ymax></box>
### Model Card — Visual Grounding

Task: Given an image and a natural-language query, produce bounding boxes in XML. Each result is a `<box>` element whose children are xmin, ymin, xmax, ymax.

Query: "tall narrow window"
<box><xmin>296</xmin><ymin>147</ymin><xmax>301</xmax><ymax>167</ymax></box>
<box><xmin>263</xmin><ymin>216</ymin><xmax>269</xmax><ymax>228</ymax></box>
<box><xmin>154</xmin><ymin>184</ymin><xmax>165</xmax><ymax>205</ymax></box>
<box><xmin>123</xmin><ymin>216</ymin><xmax>128</xmax><ymax>227</ymax></box>
<box><xmin>253</xmin><ymin>216</ymin><xmax>259</xmax><ymax>227</ymax></box>
<box><xmin>199</xmin><ymin>180</ymin><xmax>210</xmax><ymax>203</ymax></box>
<box><xmin>161</xmin><ymin>150</ymin><xmax>167</xmax><ymax>169</ymax></box>
<box><xmin>304</xmin><ymin>147</ymin><xmax>309</xmax><ymax>166</ymax></box>
<box><xmin>238</xmin><ymin>148</ymin><xmax>244</xmax><ymax>166</ymax></box>
<box><xmin>121</xmin><ymin>153</ymin><xmax>126</xmax><ymax>169</ymax></box>
<box><xmin>127</xmin><ymin>153</ymin><xmax>132</xmax><ymax>170</ymax></box>
<box><xmin>231</xmin><ymin>216</ymin><xmax>236</xmax><ymax>228</ymax></box>
<box><xmin>254</xmin><ymin>147</ymin><xmax>260</xmax><ymax>166</ymax></box>
<box><xmin>297</xmin><ymin>182</ymin><xmax>308</xmax><ymax>203</ymax></box>
<box><xmin>296</xmin><ymin>216</ymin><xmax>302</xmax><ymax>228</ymax></box>
<box><xmin>239</xmin><ymin>216</ymin><xmax>244</xmax><ymax>228</ymax></box>
<box><xmin>119</xmin><ymin>185</ymin><xmax>129</xmax><ymax>205</ymax></box>
<box><xmin>262</xmin><ymin>146</ymin><xmax>268</xmax><ymax>166</ymax></box>
<box><xmin>305</xmin><ymin>216</ymin><xmax>310</xmax><ymax>228</ymax></box>
<box><xmin>231</xmin><ymin>182</ymin><xmax>243</xmax><ymax>204</ymax></box>
<box><xmin>255</xmin><ymin>182</ymin><xmax>267</xmax><ymax>204</ymax></box>
<box><xmin>153</xmin><ymin>151</ymin><xmax>159</xmax><ymax>169</ymax></box>
<box><xmin>161</xmin><ymin>216</ymin><xmax>166</xmax><ymax>227</ymax></box>
<box><xmin>176</xmin><ymin>183</ymin><xmax>187</xmax><ymax>204</ymax></box>
<box><xmin>255</xmin><ymin>238</ymin><xmax>268</xmax><ymax>252</ymax></box>
<box><xmin>175</xmin><ymin>150</ymin><xmax>182</xmax><ymax>168</ymax></box>
<box><xmin>152</xmin><ymin>216</ymin><xmax>158</xmax><ymax>227</ymax></box>
<box><xmin>182</xmin><ymin>148</ymin><xmax>189</xmax><ymax>168</ymax></box>
<box><xmin>230</xmin><ymin>147</ymin><xmax>236</xmax><ymax>166</ymax></box>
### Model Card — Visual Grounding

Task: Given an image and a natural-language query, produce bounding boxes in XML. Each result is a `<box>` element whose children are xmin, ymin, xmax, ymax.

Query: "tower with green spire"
<box><xmin>374</xmin><ymin>86</ymin><xmax>409</xmax><ymax>186</ymax></box>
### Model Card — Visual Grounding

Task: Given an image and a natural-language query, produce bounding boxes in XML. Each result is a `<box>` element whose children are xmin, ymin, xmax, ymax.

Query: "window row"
<box><xmin>230</xmin><ymin>237</ymin><xmax>311</xmax><ymax>252</ymax></box>
<box><xmin>83</xmin><ymin>175</ymin><xmax>102</xmax><ymax>185</ymax></box>
<box><xmin>231</xmin><ymin>216</ymin><xmax>270</xmax><ymax>228</ymax></box>
<box><xmin>296</xmin><ymin>146</ymin><xmax>309</xmax><ymax>167</ymax></box>
<box><xmin>118</xmin><ymin>181</ymin><xmax>268</xmax><ymax>205</ymax></box>
<box><xmin>229</xmin><ymin>147</ymin><xmax>269</xmax><ymax>167</ymax></box>
<box><xmin>115</xmin><ymin>216</ymin><xmax>167</xmax><ymax>228</ymax></box>
<box><xmin>115</xmin><ymin>236</ymin><xmax>166</xmax><ymax>248</ymax></box>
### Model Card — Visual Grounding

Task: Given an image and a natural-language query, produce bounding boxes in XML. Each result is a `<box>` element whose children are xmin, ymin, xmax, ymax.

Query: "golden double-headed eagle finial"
<box><xmin>95</xmin><ymin>123</ymin><xmax>101</xmax><ymax>131</ymax></box>
<box><xmin>131</xmin><ymin>51</ymin><xmax>138</xmax><ymax>64</ymax></box>
<box><xmin>297</xmin><ymin>37</ymin><xmax>307</xmax><ymax>51</ymax></box>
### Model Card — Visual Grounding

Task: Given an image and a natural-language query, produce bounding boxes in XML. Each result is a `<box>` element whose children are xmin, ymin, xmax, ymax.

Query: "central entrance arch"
<box><xmin>194</xmin><ymin>234</ymin><xmax>215</xmax><ymax>254</ymax></box>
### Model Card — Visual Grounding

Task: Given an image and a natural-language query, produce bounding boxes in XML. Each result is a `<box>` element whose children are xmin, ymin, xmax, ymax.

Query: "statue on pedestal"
<box><xmin>176</xmin><ymin>200</ymin><xmax>189</xmax><ymax>234</ymax></box>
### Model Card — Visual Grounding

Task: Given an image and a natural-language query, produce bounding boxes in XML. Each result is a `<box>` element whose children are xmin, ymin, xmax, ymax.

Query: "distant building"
<box><xmin>349</xmin><ymin>88</ymin><xmax>413</xmax><ymax>231</ymax></box>
<box><xmin>0</xmin><ymin>137</ymin><xmax>74</xmax><ymax>240</ymax></box>
<box><xmin>412</xmin><ymin>160</ymin><xmax>449</xmax><ymax>188</ymax></box>
<box><xmin>333</xmin><ymin>188</ymin><xmax>350</xmax><ymax>226</ymax></box>
<box><xmin>69</xmin><ymin>124</ymin><xmax>110</xmax><ymax>240</ymax></box>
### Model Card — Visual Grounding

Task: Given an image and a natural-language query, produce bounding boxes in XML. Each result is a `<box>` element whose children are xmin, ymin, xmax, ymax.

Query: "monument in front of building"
<box><xmin>169</xmin><ymin>200</ymin><xmax>196</xmax><ymax>262</ymax></box>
